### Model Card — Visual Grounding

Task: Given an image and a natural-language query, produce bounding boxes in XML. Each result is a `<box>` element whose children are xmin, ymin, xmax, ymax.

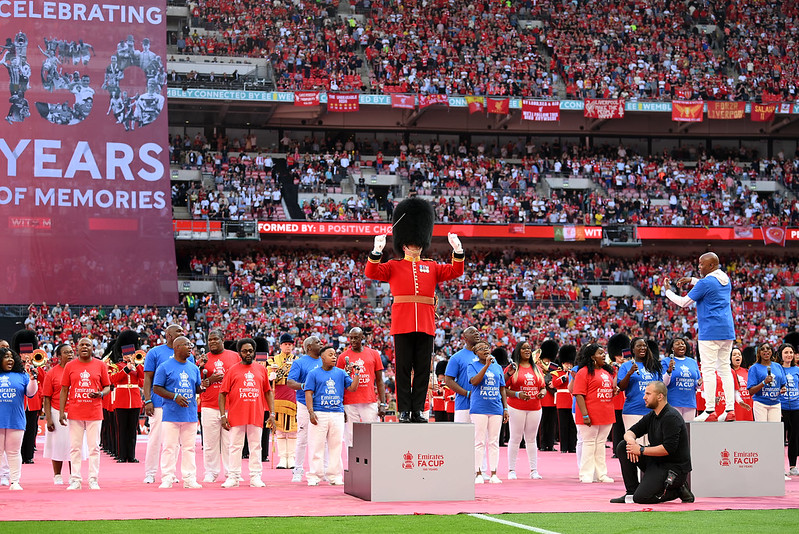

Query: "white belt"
<box><xmin>116</xmin><ymin>384</ymin><xmax>140</xmax><ymax>389</ymax></box>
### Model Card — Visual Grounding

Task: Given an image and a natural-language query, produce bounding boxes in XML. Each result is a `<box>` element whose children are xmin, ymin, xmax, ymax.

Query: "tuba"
<box><xmin>31</xmin><ymin>348</ymin><xmax>48</xmax><ymax>367</ymax></box>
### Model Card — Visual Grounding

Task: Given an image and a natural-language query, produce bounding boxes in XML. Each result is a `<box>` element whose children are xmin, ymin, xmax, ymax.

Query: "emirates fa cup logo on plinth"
<box><xmin>402</xmin><ymin>451</ymin><xmax>414</xmax><ymax>470</ymax></box>
<box><xmin>719</xmin><ymin>448</ymin><xmax>731</xmax><ymax>467</ymax></box>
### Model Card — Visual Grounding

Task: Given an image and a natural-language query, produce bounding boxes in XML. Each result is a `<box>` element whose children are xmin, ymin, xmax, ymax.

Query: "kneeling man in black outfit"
<box><xmin>611</xmin><ymin>381</ymin><xmax>695</xmax><ymax>504</ymax></box>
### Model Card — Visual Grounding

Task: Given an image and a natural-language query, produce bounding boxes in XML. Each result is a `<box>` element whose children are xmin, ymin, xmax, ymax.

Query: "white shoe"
<box><xmin>67</xmin><ymin>481</ymin><xmax>82</xmax><ymax>490</ymax></box>
<box><xmin>183</xmin><ymin>480</ymin><xmax>203</xmax><ymax>489</ymax></box>
<box><xmin>202</xmin><ymin>474</ymin><xmax>217</xmax><ymax>484</ymax></box>
<box><xmin>88</xmin><ymin>479</ymin><xmax>101</xmax><ymax>490</ymax></box>
<box><xmin>474</xmin><ymin>475</ymin><xmax>484</xmax><ymax>485</ymax></box>
<box><xmin>143</xmin><ymin>475</ymin><xmax>155</xmax><ymax>484</ymax></box>
<box><xmin>694</xmin><ymin>411</ymin><xmax>712</xmax><ymax>422</ymax></box>
<box><xmin>489</xmin><ymin>475</ymin><xmax>502</xmax><ymax>484</ymax></box>
<box><xmin>250</xmin><ymin>477</ymin><xmax>265</xmax><ymax>488</ymax></box>
<box><xmin>785</xmin><ymin>475</ymin><xmax>791</xmax><ymax>481</ymax></box>
<box><xmin>9</xmin><ymin>482</ymin><xmax>23</xmax><ymax>490</ymax></box>
<box><xmin>307</xmin><ymin>479</ymin><xmax>319</xmax><ymax>486</ymax></box>
<box><xmin>221</xmin><ymin>478</ymin><xmax>239</xmax><ymax>488</ymax></box>
<box><xmin>329</xmin><ymin>479</ymin><xmax>344</xmax><ymax>486</ymax></box>
<box><xmin>277</xmin><ymin>458</ymin><xmax>288</xmax><ymax>469</ymax></box>
<box><xmin>53</xmin><ymin>475</ymin><xmax>63</xmax><ymax>485</ymax></box>
<box><xmin>291</xmin><ymin>472</ymin><xmax>303</xmax><ymax>483</ymax></box>
<box><xmin>598</xmin><ymin>476</ymin><xmax>615</xmax><ymax>483</ymax></box>
<box><xmin>790</xmin><ymin>467</ymin><xmax>799</xmax><ymax>477</ymax></box>
<box><xmin>158</xmin><ymin>479</ymin><xmax>173</xmax><ymax>489</ymax></box>
<box><xmin>507</xmin><ymin>470</ymin><xmax>517</xmax><ymax>480</ymax></box>
<box><xmin>530</xmin><ymin>471</ymin><xmax>543</xmax><ymax>480</ymax></box>
<box><xmin>0</xmin><ymin>476</ymin><xmax>8</xmax><ymax>486</ymax></box>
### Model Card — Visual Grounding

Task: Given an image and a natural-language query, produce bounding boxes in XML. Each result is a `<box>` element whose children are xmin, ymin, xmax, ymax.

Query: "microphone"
<box><xmin>203</xmin><ymin>369</ymin><xmax>208</xmax><ymax>378</ymax></box>
<box><xmin>767</xmin><ymin>365</ymin><xmax>772</xmax><ymax>386</ymax></box>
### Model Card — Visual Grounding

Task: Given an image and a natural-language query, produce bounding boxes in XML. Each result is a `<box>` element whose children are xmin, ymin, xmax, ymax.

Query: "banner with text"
<box><xmin>0</xmin><ymin>1</ymin><xmax>177</xmax><ymax>305</ymax></box>
<box><xmin>294</xmin><ymin>91</ymin><xmax>320</xmax><ymax>106</ymax></box>
<box><xmin>672</xmin><ymin>100</ymin><xmax>704</xmax><ymax>122</ymax></box>
<box><xmin>584</xmin><ymin>99</ymin><xmax>625</xmax><ymax>119</ymax></box>
<box><xmin>328</xmin><ymin>93</ymin><xmax>359</xmax><ymax>112</ymax></box>
<box><xmin>708</xmin><ymin>101</ymin><xmax>746</xmax><ymax>120</ymax></box>
<box><xmin>465</xmin><ymin>96</ymin><xmax>485</xmax><ymax>114</ymax></box>
<box><xmin>751</xmin><ymin>103</ymin><xmax>776</xmax><ymax>122</ymax></box>
<box><xmin>487</xmin><ymin>97</ymin><xmax>509</xmax><ymax>115</ymax></box>
<box><xmin>390</xmin><ymin>94</ymin><xmax>415</xmax><ymax>109</ymax></box>
<box><xmin>522</xmin><ymin>100</ymin><xmax>560</xmax><ymax>121</ymax></box>
<box><xmin>419</xmin><ymin>94</ymin><xmax>449</xmax><ymax>108</ymax></box>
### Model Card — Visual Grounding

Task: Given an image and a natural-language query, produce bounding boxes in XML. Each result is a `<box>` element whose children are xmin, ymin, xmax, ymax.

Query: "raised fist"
<box><xmin>373</xmin><ymin>234</ymin><xmax>387</xmax><ymax>254</ymax></box>
<box><xmin>447</xmin><ymin>233</ymin><xmax>463</xmax><ymax>254</ymax></box>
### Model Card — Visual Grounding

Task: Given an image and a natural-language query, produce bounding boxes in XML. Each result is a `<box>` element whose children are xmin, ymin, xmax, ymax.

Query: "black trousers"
<box><xmin>260</xmin><ymin>411</ymin><xmax>271</xmax><ymax>461</ymax></box>
<box><xmin>784</xmin><ymin>409</ymin><xmax>799</xmax><ymax>467</ymax></box>
<box><xmin>102</xmin><ymin>409</ymin><xmax>117</xmax><ymax>455</ymax></box>
<box><xmin>21</xmin><ymin>410</ymin><xmax>39</xmax><ymax>462</ymax></box>
<box><xmin>557</xmin><ymin>408</ymin><xmax>577</xmax><ymax>453</ymax></box>
<box><xmin>393</xmin><ymin>332</ymin><xmax>434</xmax><ymax>412</ymax></box>
<box><xmin>538</xmin><ymin>406</ymin><xmax>557</xmax><ymax>450</ymax></box>
<box><xmin>115</xmin><ymin>408</ymin><xmax>139</xmax><ymax>461</ymax></box>
<box><xmin>612</xmin><ymin>409</ymin><xmax>625</xmax><ymax>452</ymax></box>
<box><xmin>615</xmin><ymin>441</ymin><xmax>687</xmax><ymax>503</ymax></box>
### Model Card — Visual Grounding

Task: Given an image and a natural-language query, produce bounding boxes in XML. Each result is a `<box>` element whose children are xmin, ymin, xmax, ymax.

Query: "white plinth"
<box><xmin>688</xmin><ymin>421</ymin><xmax>785</xmax><ymax>497</ymax></box>
<box><xmin>344</xmin><ymin>422</ymin><xmax>475</xmax><ymax>502</ymax></box>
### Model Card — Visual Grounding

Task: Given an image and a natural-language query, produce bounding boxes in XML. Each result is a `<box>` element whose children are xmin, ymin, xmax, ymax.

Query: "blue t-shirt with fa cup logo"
<box><xmin>305</xmin><ymin>367</ymin><xmax>352</xmax><ymax>413</ymax></box>
<box><xmin>154</xmin><ymin>358</ymin><xmax>201</xmax><ymax>422</ymax></box>
<box><xmin>467</xmin><ymin>360</ymin><xmax>506</xmax><ymax>415</ymax></box>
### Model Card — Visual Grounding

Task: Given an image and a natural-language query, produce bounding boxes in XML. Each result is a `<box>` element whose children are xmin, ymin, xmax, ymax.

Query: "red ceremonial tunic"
<box><xmin>110</xmin><ymin>364</ymin><xmax>144</xmax><ymax>409</ymax></box>
<box><xmin>364</xmin><ymin>254</ymin><xmax>464</xmax><ymax>335</ymax></box>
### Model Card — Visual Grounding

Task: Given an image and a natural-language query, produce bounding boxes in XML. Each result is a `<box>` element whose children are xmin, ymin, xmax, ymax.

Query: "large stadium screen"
<box><xmin>0</xmin><ymin>1</ymin><xmax>177</xmax><ymax>305</ymax></box>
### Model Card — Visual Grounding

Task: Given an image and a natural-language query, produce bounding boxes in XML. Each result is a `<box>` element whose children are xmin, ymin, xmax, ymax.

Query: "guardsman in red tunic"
<box><xmin>365</xmin><ymin>198</ymin><xmax>464</xmax><ymax>423</ymax></box>
<box><xmin>110</xmin><ymin>330</ymin><xmax>144</xmax><ymax>463</ymax></box>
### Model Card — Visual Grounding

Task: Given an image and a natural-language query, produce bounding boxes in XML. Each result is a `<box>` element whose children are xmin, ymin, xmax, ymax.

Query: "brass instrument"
<box><xmin>133</xmin><ymin>349</ymin><xmax>146</xmax><ymax>366</ymax></box>
<box><xmin>31</xmin><ymin>348</ymin><xmax>48</xmax><ymax>367</ymax></box>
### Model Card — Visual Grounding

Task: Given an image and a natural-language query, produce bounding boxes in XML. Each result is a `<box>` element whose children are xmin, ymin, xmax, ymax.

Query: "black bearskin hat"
<box><xmin>784</xmin><ymin>332</ymin><xmax>799</xmax><ymax>350</ymax></box>
<box><xmin>11</xmin><ymin>329</ymin><xmax>38</xmax><ymax>355</ymax></box>
<box><xmin>647</xmin><ymin>339</ymin><xmax>660</xmax><ymax>360</ymax></box>
<box><xmin>254</xmin><ymin>336</ymin><xmax>270</xmax><ymax>356</ymax></box>
<box><xmin>491</xmin><ymin>347</ymin><xmax>509</xmax><ymax>367</ymax></box>
<box><xmin>607</xmin><ymin>333</ymin><xmax>630</xmax><ymax>358</ymax></box>
<box><xmin>113</xmin><ymin>329</ymin><xmax>141</xmax><ymax>362</ymax></box>
<box><xmin>540</xmin><ymin>339</ymin><xmax>559</xmax><ymax>362</ymax></box>
<box><xmin>741</xmin><ymin>346</ymin><xmax>757</xmax><ymax>368</ymax></box>
<box><xmin>557</xmin><ymin>344</ymin><xmax>577</xmax><ymax>366</ymax></box>
<box><xmin>434</xmin><ymin>360</ymin><xmax>449</xmax><ymax>377</ymax></box>
<box><xmin>391</xmin><ymin>197</ymin><xmax>435</xmax><ymax>256</ymax></box>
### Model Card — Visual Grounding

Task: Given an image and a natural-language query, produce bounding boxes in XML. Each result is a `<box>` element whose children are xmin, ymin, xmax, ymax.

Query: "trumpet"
<box><xmin>31</xmin><ymin>349</ymin><xmax>48</xmax><ymax>367</ymax></box>
<box><xmin>133</xmin><ymin>349</ymin><xmax>146</xmax><ymax>366</ymax></box>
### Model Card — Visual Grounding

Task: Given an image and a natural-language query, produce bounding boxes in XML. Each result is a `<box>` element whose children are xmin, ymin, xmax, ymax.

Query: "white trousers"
<box><xmin>675</xmin><ymin>406</ymin><xmax>696</xmax><ymax>422</ymax></box>
<box><xmin>228</xmin><ymin>424</ymin><xmax>262</xmax><ymax>480</ymax></box>
<box><xmin>201</xmin><ymin>407</ymin><xmax>230</xmax><ymax>479</ymax></box>
<box><xmin>577</xmin><ymin>424</ymin><xmax>611</xmax><ymax>483</ymax></box>
<box><xmin>45</xmin><ymin>406</ymin><xmax>87</xmax><ymax>462</ymax></box>
<box><xmin>343</xmin><ymin>403</ymin><xmax>379</xmax><ymax>448</ymax></box>
<box><xmin>507</xmin><ymin>406</ymin><xmax>541</xmax><ymax>474</ymax></box>
<box><xmin>307</xmin><ymin>412</ymin><xmax>344</xmax><ymax>484</ymax></box>
<box><xmin>622</xmin><ymin>413</ymin><xmax>649</xmax><ymax>445</ymax></box>
<box><xmin>69</xmin><ymin>419</ymin><xmax>101</xmax><ymax>483</ymax></box>
<box><xmin>472</xmin><ymin>413</ymin><xmax>502</xmax><ymax>474</ymax></box>
<box><xmin>698</xmin><ymin>339</ymin><xmax>735</xmax><ymax>412</ymax></box>
<box><xmin>144</xmin><ymin>407</ymin><xmax>164</xmax><ymax>478</ymax></box>
<box><xmin>753</xmin><ymin>401</ymin><xmax>782</xmax><ymax>422</ymax></box>
<box><xmin>0</xmin><ymin>429</ymin><xmax>23</xmax><ymax>484</ymax></box>
<box><xmin>161</xmin><ymin>421</ymin><xmax>198</xmax><ymax>483</ymax></box>
<box><xmin>294</xmin><ymin>402</ymin><xmax>310</xmax><ymax>473</ymax></box>
<box><xmin>454</xmin><ymin>409</ymin><xmax>470</xmax><ymax>423</ymax></box>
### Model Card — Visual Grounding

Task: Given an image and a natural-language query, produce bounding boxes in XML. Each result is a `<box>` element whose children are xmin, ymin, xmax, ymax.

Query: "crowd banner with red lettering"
<box><xmin>522</xmin><ymin>100</ymin><xmax>560</xmax><ymax>121</ymax></box>
<box><xmin>465</xmin><ymin>96</ymin><xmax>485</xmax><ymax>114</ymax></box>
<box><xmin>0</xmin><ymin>1</ymin><xmax>177</xmax><ymax>305</ymax></box>
<box><xmin>708</xmin><ymin>101</ymin><xmax>746</xmax><ymax>120</ymax></box>
<box><xmin>487</xmin><ymin>97</ymin><xmax>509</xmax><ymax>115</ymax></box>
<box><xmin>419</xmin><ymin>94</ymin><xmax>449</xmax><ymax>108</ymax></box>
<box><xmin>328</xmin><ymin>93</ymin><xmax>360</xmax><ymax>112</ymax></box>
<box><xmin>762</xmin><ymin>226</ymin><xmax>787</xmax><ymax>246</ymax></box>
<box><xmin>751</xmin><ymin>103</ymin><xmax>776</xmax><ymax>122</ymax></box>
<box><xmin>584</xmin><ymin>99</ymin><xmax>625</xmax><ymax>119</ymax></box>
<box><xmin>672</xmin><ymin>100</ymin><xmax>704</xmax><ymax>122</ymax></box>
<box><xmin>294</xmin><ymin>91</ymin><xmax>320</xmax><ymax>106</ymax></box>
<box><xmin>390</xmin><ymin>94</ymin><xmax>415</xmax><ymax>109</ymax></box>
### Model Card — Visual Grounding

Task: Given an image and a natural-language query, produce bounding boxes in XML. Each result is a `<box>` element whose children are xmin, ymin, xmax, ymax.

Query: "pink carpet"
<box><xmin>3</xmin><ymin>436</ymin><xmax>798</xmax><ymax>520</ymax></box>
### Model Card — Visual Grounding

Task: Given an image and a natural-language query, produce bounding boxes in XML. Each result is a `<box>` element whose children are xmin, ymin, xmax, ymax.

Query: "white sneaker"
<box><xmin>53</xmin><ymin>475</ymin><xmax>63</xmax><ymax>485</ymax></box>
<box><xmin>694</xmin><ymin>411</ymin><xmax>712</xmax><ymax>422</ymax></box>
<box><xmin>250</xmin><ymin>477</ymin><xmax>265</xmax><ymax>488</ymax></box>
<box><xmin>530</xmin><ymin>471</ymin><xmax>543</xmax><ymax>480</ymax></box>
<box><xmin>202</xmin><ymin>474</ymin><xmax>217</xmax><ymax>484</ymax></box>
<box><xmin>790</xmin><ymin>467</ymin><xmax>799</xmax><ymax>477</ymax></box>
<box><xmin>507</xmin><ymin>470</ymin><xmax>517</xmax><ymax>480</ymax></box>
<box><xmin>307</xmin><ymin>479</ymin><xmax>319</xmax><ymax>486</ymax></box>
<box><xmin>143</xmin><ymin>475</ymin><xmax>155</xmax><ymax>484</ymax></box>
<box><xmin>329</xmin><ymin>479</ymin><xmax>344</xmax><ymax>486</ymax></box>
<box><xmin>88</xmin><ymin>479</ymin><xmax>101</xmax><ymax>490</ymax></box>
<box><xmin>291</xmin><ymin>472</ymin><xmax>303</xmax><ymax>483</ymax></box>
<box><xmin>158</xmin><ymin>480</ymin><xmax>173</xmax><ymax>489</ymax></box>
<box><xmin>9</xmin><ymin>482</ymin><xmax>23</xmax><ymax>490</ymax></box>
<box><xmin>67</xmin><ymin>481</ymin><xmax>82</xmax><ymax>490</ymax></box>
<box><xmin>598</xmin><ymin>476</ymin><xmax>615</xmax><ymax>483</ymax></box>
<box><xmin>474</xmin><ymin>475</ymin><xmax>484</xmax><ymax>484</ymax></box>
<box><xmin>277</xmin><ymin>458</ymin><xmax>288</xmax><ymax>469</ymax></box>
<box><xmin>221</xmin><ymin>478</ymin><xmax>239</xmax><ymax>488</ymax></box>
<box><xmin>0</xmin><ymin>476</ymin><xmax>8</xmax><ymax>486</ymax></box>
<box><xmin>489</xmin><ymin>475</ymin><xmax>502</xmax><ymax>484</ymax></box>
<box><xmin>183</xmin><ymin>480</ymin><xmax>203</xmax><ymax>489</ymax></box>
<box><xmin>785</xmin><ymin>474</ymin><xmax>791</xmax><ymax>481</ymax></box>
